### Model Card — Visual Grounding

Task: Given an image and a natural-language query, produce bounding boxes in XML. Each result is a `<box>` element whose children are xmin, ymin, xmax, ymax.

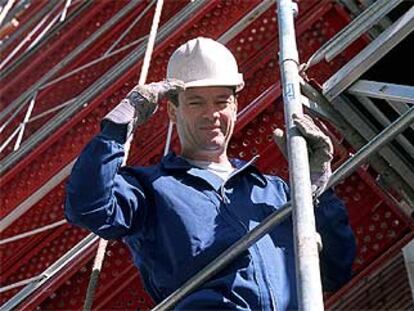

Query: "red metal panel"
<box><xmin>0</xmin><ymin>2</ymin><xmax>46</xmax><ymax>42</ymax></box>
<box><xmin>1</xmin><ymin>1</ymin><xmax>129</xmax><ymax>102</ymax></box>
<box><xmin>0</xmin><ymin>1</ymin><xmax>154</xmax><ymax>160</ymax></box>
<box><xmin>1</xmin><ymin>183</ymin><xmax>69</xmax><ymax>280</ymax></box>
<box><xmin>0</xmin><ymin>0</ymin><xmax>190</xmax><ymax>211</ymax></box>
<box><xmin>326</xmin><ymin>233</ymin><xmax>414</xmax><ymax>310</ymax></box>
<box><xmin>1</xmin><ymin>0</ymin><xmax>264</xmax><ymax>307</ymax></box>
<box><xmin>8</xmin><ymin>235</ymin><xmax>99</xmax><ymax>310</ymax></box>
<box><xmin>337</xmin><ymin>172</ymin><xmax>414</xmax><ymax>273</ymax></box>
<box><xmin>31</xmin><ymin>241</ymin><xmax>154</xmax><ymax>310</ymax></box>
<box><xmin>0</xmin><ymin>0</ymin><xmax>342</xmax><ymax>308</ymax></box>
<box><xmin>0</xmin><ymin>0</ymin><xmax>264</xmax><ymax>248</ymax></box>
<box><xmin>2</xmin><ymin>2</ymin><xmax>413</xmax><ymax>310</ymax></box>
<box><xmin>0</xmin><ymin>226</ymin><xmax>90</xmax><ymax>305</ymax></box>
<box><xmin>0</xmin><ymin>2</ymin><xmax>61</xmax><ymax>64</ymax></box>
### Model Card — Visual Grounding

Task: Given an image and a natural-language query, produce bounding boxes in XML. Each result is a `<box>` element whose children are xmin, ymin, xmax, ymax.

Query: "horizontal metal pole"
<box><xmin>348</xmin><ymin>80</ymin><xmax>414</xmax><ymax>104</ymax></box>
<box><xmin>333</xmin><ymin>96</ymin><xmax>414</xmax><ymax>188</ymax></box>
<box><xmin>0</xmin><ymin>276</ymin><xmax>44</xmax><ymax>294</ymax></box>
<box><xmin>40</xmin><ymin>37</ymin><xmax>147</xmax><ymax>91</ymax></box>
<box><xmin>386</xmin><ymin>100</ymin><xmax>414</xmax><ymax>132</ymax></box>
<box><xmin>323</xmin><ymin>6</ymin><xmax>414</xmax><ymax>100</ymax></box>
<box><xmin>25</xmin><ymin>12</ymin><xmax>60</xmax><ymax>52</ymax></box>
<box><xmin>0</xmin><ymin>9</ymin><xmax>55</xmax><ymax>72</ymax></box>
<box><xmin>27</xmin><ymin>98</ymin><xmax>77</xmax><ymax>123</ymax></box>
<box><xmin>302</xmin><ymin>80</ymin><xmax>414</xmax><ymax>206</ymax></box>
<box><xmin>152</xmin><ymin>105</ymin><xmax>414</xmax><ymax>311</ymax></box>
<box><xmin>354</xmin><ymin>94</ymin><xmax>414</xmax><ymax>157</ymax></box>
<box><xmin>0</xmin><ymin>219</ymin><xmax>66</xmax><ymax>245</ymax></box>
<box><xmin>328</xmin><ymin>105</ymin><xmax>414</xmax><ymax>187</ymax></box>
<box><xmin>104</xmin><ymin>0</ymin><xmax>155</xmax><ymax>56</ymax></box>
<box><xmin>306</xmin><ymin>0</ymin><xmax>402</xmax><ymax>68</ymax></box>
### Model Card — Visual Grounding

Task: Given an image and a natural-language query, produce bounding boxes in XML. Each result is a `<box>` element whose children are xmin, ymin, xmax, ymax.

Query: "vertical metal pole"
<box><xmin>276</xmin><ymin>1</ymin><xmax>324</xmax><ymax>310</ymax></box>
<box><xmin>164</xmin><ymin>121</ymin><xmax>174</xmax><ymax>156</ymax></box>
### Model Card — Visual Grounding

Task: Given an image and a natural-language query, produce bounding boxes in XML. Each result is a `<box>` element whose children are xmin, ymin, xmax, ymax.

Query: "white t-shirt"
<box><xmin>183</xmin><ymin>157</ymin><xmax>235</xmax><ymax>181</ymax></box>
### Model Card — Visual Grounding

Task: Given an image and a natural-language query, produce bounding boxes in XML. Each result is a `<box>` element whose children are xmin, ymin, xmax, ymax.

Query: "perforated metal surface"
<box><xmin>326</xmin><ymin>233</ymin><xmax>414</xmax><ymax>310</ymax></box>
<box><xmin>0</xmin><ymin>0</ymin><xmax>190</xmax><ymax>215</ymax></box>
<box><xmin>0</xmin><ymin>1</ymin><xmax>186</xmax><ymax>161</ymax></box>
<box><xmin>0</xmin><ymin>1</ymin><xmax>84</xmax><ymax>69</ymax></box>
<box><xmin>33</xmin><ymin>241</ymin><xmax>153</xmax><ymax>310</ymax></box>
<box><xmin>1</xmin><ymin>1</ymin><xmax>413</xmax><ymax>310</ymax></box>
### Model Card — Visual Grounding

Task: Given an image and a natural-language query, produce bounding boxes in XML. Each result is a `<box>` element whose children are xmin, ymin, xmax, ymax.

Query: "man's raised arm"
<box><xmin>64</xmin><ymin>80</ymin><xmax>184</xmax><ymax>239</ymax></box>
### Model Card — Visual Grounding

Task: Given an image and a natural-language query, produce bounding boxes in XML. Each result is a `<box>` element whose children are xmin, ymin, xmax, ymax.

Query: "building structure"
<box><xmin>0</xmin><ymin>0</ymin><xmax>413</xmax><ymax>309</ymax></box>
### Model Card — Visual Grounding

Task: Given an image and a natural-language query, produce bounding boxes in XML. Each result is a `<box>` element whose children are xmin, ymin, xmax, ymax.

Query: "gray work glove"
<box><xmin>104</xmin><ymin>79</ymin><xmax>185</xmax><ymax>126</ymax></box>
<box><xmin>273</xmin><ymin>114</ymin><xmax>334</xmax><ymax>196</ymax></box>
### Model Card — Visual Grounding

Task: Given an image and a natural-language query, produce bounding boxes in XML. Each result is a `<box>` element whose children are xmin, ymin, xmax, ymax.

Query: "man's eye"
<box><xmin>217</xmin><ymin>101</ymin><xmax>229</xmax><ymax>106</ymax></box>
<box><xmin>188</xmin><ymin>102</ymin><xmax>202</xmax><ymax>106</ymax></box>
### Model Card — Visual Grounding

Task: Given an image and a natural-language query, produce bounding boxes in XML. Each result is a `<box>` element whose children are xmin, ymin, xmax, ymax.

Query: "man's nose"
<box><xmin>203</xmin><ymin>102</ymin><xmax>220</xmax><ymax>119</ymax></box>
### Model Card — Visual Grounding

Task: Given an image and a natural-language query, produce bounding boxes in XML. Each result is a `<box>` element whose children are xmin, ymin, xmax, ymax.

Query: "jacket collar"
<box><xmin>161</xmin><ymin>153</ymin><xmax>267</xmax><ymax>188</ymax></box>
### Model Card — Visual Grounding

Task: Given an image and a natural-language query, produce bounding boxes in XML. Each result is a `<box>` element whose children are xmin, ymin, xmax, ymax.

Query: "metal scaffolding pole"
<box><xmin>277</xmin><ymin>0</ymin><xmax>324</xmax><ymax>310</ymax></box>
<box><xmin>0</xmin><ymin>234</ymin><xmax>99</xmax><ymax>311</ymax></box>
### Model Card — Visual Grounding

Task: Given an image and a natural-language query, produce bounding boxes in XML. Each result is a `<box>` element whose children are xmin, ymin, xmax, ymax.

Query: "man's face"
<box><xmin>168</xmin><ymin>87</ymin><xmax>237</xmax><ymax>159</ymax></box>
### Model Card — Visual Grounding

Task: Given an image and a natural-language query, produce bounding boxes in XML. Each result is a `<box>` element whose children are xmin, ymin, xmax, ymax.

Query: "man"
<box><xmin>65</xmin><ymin>37</ymin><xmax>355</xmax><ymax>310</ymax></box>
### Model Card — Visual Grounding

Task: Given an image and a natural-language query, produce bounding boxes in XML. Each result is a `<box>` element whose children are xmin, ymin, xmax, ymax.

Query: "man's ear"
<box><xmin>167</xmin><ymin>101</ymin><xmax>177</xmax><ymax>123</ymax></box>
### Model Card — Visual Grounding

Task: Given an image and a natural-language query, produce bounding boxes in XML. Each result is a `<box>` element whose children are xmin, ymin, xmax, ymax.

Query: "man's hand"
<box><xmin>104</xmin><ymin>79</ymin><xmax>185</xmax><ymax>126</ymax></box>
<box><xmin>273</xmin><ymin>114</ymin><xmax>333</xmax><ymax>195</ymax></box>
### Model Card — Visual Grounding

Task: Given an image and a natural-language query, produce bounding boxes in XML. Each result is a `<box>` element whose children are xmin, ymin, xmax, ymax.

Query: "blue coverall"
<box><xmin>65</xmin><ymin>121</ymin><xmax>356</xmax><ymax>310</ymax></box>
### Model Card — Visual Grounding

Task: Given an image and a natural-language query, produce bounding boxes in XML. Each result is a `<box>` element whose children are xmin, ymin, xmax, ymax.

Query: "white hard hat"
<box><xmin>167</xmin><ymin>37</ymin><xmax>244</xmax><ymax>92</ymax></box>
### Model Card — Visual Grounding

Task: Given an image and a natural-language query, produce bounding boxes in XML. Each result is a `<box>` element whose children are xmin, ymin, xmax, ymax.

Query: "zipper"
<box><xmin>218</xmin><ymin>155</ymin><xmax>278</xmax><ymax>310</ymax></box>
<box><xmin>253</xmin><ymin>244</ymin><xmax>278</xmax><ymax>311</ymax></box>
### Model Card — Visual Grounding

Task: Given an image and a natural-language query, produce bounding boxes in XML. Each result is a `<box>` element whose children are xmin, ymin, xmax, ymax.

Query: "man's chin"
<box><xmin>202</xmin><ymin>141</ymin><xmax>225</xmax><ymax>152</ymax></box>
<box><xmin>198</xmin><ymin>137</ymin><xmax>227</xmax><ymax>152</ymax></box>
<box><xmin>203</xmin><ymin>145</ymin><xmax>222</xmax><ymax>151</ymax></box>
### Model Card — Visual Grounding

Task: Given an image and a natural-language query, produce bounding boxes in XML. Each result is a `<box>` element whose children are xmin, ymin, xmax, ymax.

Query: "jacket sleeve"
<box><xmin>64</xmin><ymin>121</ymin><xmax>148</xmax><ymax>240</ymax></box>
<box><xmin>315</xmin><ymin>189</ymin><xmax>356</xmax><ymax>292</ymax></box>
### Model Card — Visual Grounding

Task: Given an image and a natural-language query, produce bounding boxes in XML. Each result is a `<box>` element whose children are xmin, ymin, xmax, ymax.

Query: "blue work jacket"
<box><xmin>65</xmin><ymin>122</ymin><xmax>356</xmax><ymax>310</ymax></box>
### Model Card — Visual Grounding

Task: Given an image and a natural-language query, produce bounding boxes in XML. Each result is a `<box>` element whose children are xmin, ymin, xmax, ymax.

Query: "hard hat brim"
<box><xmin>183</xmin><ymin>74</ymin><xmax>244</xmax><ymax>93</ymax></box>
